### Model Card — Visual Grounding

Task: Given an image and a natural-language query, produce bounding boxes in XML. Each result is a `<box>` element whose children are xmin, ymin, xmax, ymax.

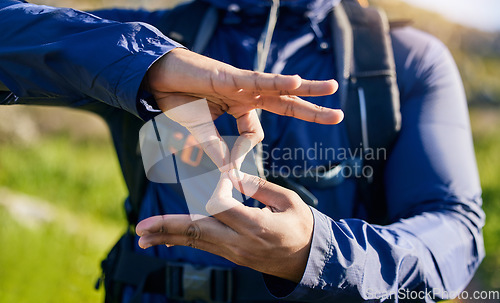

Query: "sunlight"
<box><xmin>401</xmin><ymin>0</ymin><xmax>500</xmax><ymax>32</ymax></box>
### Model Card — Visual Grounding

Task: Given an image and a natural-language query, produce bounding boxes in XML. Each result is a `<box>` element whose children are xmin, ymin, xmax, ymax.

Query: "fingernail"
<box><xmin>138</xmin><ymin>238</ymin><xmax>150</xmax><ymax>249</ymax></box>
<box><xmin>229</xmin><ymin>169</ymin><xmax>243</xmax><ymax>181</ymax></box>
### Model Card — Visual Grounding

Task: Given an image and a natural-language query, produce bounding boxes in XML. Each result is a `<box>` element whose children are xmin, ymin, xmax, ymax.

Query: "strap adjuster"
<box><xmin>166</xmin><ymin>262</ymin><xmax>233</xmax><ymax>303</ymax></box>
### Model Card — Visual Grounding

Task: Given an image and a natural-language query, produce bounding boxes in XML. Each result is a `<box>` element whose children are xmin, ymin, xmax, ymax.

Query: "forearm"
<box><xmin>264</xmin><ymin>204</ymin><xmax>483</xmax><ymax>302</ymax></box>
<box><xmin>0</xmin><ymin>0</ymin><xmax>181</xmax><ymax>117</ymax></box>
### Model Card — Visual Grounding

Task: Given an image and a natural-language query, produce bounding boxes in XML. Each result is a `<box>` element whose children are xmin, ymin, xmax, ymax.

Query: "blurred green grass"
<box><xmin>0</xmin><ymin>135</ymin><xmax>127</xmax><ymax>223</ymax></box>
<box><xmin>0</xmin><ymin>122</ymin><xmax>127</xmax><ymax>303</ymax></box>
<box><xmin>0</xmin><ymin>107</ymin><xmax>499</xmax><ymax>302</ymax></box>
<box><xmin>0</xmin><ymin>210</ymin><xmax>121</xmax><ymax>303</ymax></box>
<box><xmin>469</xmin><ymin>108</ymin><xmax>500</xmax><ymax>290</ymax></box>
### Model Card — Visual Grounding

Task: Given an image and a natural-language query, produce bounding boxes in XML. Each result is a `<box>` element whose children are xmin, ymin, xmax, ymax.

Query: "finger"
<box><xmin>241</xmin><ymin>79</ymin><xmax>339</xmax><ymax>97</ymax></box>
<box><xmin>205</xmin><ymin>173</ymin><xmax>240</xmax><ymax>215</ymax></box>
<box><xmin>163</xmin><ymin>98</ymin><xmax>231</xmax><ymax>171</ymax></box>
<box><xmin>283</xmin><ymin>78</ymin><xmax>338</xmax><ymax>96</ymax></box>
<box><xmin>256</xmin><ymin>94</ymin><xmax>344</xmax><ymax>125</ymax></box>
<box><xmin>205</xmin><ymin>173</ymin><xmax>263</xmax><ymax>232</ymax></box>
<box><xmin>230</xmin><ymin>67</ymin><xmax>337</xmax><ymax>96</ymax></box>
<box><xmin>232</xmin><ymin>70</ymin><xmax>302</xmax><ymax>93</ymax></box>
<box><xmin>140</xmin><ymin>234</ymin><xmax>228</xmax><ymax>256</ymax></box>
<box><xmin>196</xmin><ymin>132</ymin><xmax>231</xmax><ymax>172</ymax></box>
<box><xmin>229</xmin><ymin>169</ymin><xmax>294</xmax><ymax>211</ymax></box>
<box><xmin>231</xmin><ymin>110</ymin><xmax>264</xmax><ymax>170</ymax></box>
<box><xmin>136</xmin><ymin>214</ymin><xmax>237</xmax><ymax>246</ymax></box>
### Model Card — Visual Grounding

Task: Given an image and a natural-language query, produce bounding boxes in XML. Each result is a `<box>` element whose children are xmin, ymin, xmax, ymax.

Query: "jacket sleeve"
<box><xmin>0</xmin><ymin>0</ymin><xmax>182</xmax><ymax>119</ymax></box>
<box><xmin>266</xmin><ymin>28</ymin><xmax>484</xmax><ymax>302</ymax></box>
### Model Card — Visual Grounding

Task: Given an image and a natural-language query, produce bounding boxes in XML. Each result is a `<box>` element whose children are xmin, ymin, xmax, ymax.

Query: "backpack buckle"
<box><xmin>166</xmin><ymin>262</ymin><xmax>233</xmax><ymax>303</ymax></box>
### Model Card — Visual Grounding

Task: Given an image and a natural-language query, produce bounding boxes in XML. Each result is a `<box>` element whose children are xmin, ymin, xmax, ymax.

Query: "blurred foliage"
<box><xmin>0</xmin><ymin>135</ymin><xmax>127</xmax><ymax>222</ymax></box>
<box><xmin>371</xmin><ymin>0</ymin><xmax>500</xmax><ymax>106</ymax></box>
<box><xmin>469</xmin><ymin>109</ymin><xmax>500</xmax><ymax>290</ymax></box>
<box><xmin>0</xmin><ymin>202</ymin><xmax>122</xmax><ymax>303</ymax></box>
<box><xmin>0</xmin><ymin>125</ymin><xmax>126</xmax><ymax>303</ymax></box>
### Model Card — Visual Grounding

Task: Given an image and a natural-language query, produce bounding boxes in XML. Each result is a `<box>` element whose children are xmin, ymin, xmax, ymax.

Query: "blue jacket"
<box><xmin>0</xmin><ymin>0</ymin><xmax>484</xmax><ymax>302</ymax></box>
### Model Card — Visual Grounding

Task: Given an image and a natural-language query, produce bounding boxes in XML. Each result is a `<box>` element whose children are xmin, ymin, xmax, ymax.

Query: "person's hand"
<box><xmin>144</xmin><ymin>48</ymin><xmax>343</xmax><ymax>169</ymax></box>
<box><xmin>136</xmin><ymin>170</ymin><xmax>314</xmax><ymax>283</ymax></box>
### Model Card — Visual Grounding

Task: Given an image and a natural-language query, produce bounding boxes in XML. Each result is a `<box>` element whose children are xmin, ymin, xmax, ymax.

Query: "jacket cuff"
<box><xmin>112</xmin><ymin>30</ymin><xmax>183</xmax><ymax>120</ymax></box>
<box><xmin>264</xmin><ymin>207</ymin><xmax>334</xmax><ymax>301</ymax></box>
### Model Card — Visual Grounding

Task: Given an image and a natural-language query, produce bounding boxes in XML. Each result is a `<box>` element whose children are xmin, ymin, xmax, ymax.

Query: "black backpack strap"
<box><xmin>124</xmin><ymin>0</ymin><xmax>221</xmax><ymax>226</ymax></box>
<box><xmin>156</xmin><ymin>1</ymin><xmax>220</xmax><ymax>52</ymax></box>
<box><xmin>105</xmin><ymin>111</ymin><xmax>149</xmax><ymax>226</ymax></box>
<box><xmin>331</xmin><ymin>0</ymin><xmax>401</xmax><ymax>223</ymax></box>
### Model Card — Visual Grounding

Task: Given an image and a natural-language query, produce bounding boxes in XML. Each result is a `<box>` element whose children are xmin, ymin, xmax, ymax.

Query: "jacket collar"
<box><xmin>203</xmin><ymin>0</ymin><xmax>341</xmax><ymax>24</ymax></box>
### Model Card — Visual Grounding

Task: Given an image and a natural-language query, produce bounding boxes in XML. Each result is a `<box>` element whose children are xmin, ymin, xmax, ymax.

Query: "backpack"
<box><xmin>98</xmin><ymin>1</ymin><xmax>402</xmax><ymax>301</ymax></box>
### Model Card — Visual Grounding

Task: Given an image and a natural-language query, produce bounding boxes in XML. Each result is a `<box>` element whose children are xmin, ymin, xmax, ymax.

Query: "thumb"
<box><xmin>205</xmin><ymin>172</ymin><xmax>241</xmax><ymax>216</ymax></box>
<box><xmin>228</xmin><ymin>169</ymin><xmax>294</xmax><ymax>211</ymax></box>
<box><xmin>205</xmin><ymin>172</ymin><xmax>262</xmax><ymax>232</ymax></box>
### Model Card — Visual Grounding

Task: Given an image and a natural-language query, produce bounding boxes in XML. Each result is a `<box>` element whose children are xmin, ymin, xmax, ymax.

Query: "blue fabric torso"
<box><xmin>136</xmin><ymin>6</ymin><xmax>356</xmax><ymax>266</ymax></box>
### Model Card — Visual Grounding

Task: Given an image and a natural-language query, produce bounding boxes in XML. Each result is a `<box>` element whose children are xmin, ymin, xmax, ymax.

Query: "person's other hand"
<box><xmin>144</xmin><ymin>48</ymin><xmax>343</xmax><ymax>170</ymax></box>
<box><xmin>136</xmin><ymin>170</ymin><xmax>314</xmax><ymax>283</ymax></box>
